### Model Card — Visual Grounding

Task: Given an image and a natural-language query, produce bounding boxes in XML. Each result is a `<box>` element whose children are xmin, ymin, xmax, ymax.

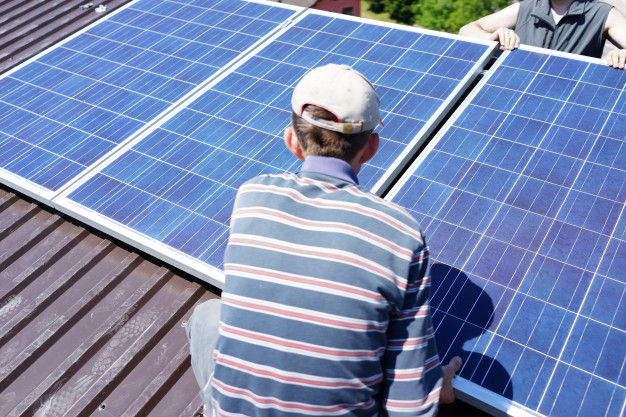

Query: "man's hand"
<box><xmin>606</xmin><ymin>49</ymin><xmax>626</xmax><ymax>69</ymax></box>
<box><xmin>489</xmin><ymin>27</ymin><xmax>521</xmax><ymax>51</ymax></box>
<box><xmin>440</xmin><ymin>356</ymin><xmax>463</xmax><ymax>404</ymax></box>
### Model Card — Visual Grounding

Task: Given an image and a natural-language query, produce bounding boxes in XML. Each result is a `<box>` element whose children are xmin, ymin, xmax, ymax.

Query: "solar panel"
<box><xmin>0</xmin><ymin>0</ymin><xmax>298</xmax><ymax>200</ymax></box>
<box><xmin>55</xmin><ymin>10</ymin><xmax>496</xmax><ymax>287</ymax></box>
<box><xmin>387</xmin><ymin>46</ymin><xmax>625</xmax><ymax>417</ymax></box>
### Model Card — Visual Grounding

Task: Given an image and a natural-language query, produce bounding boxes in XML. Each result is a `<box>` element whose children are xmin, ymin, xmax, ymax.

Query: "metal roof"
<box><xmin>0</xmin><ymin>1</ymin><xmax>223</xmax><ymax>415</ymax></box>
<box><xmin>0</xmin><ymin>0</ymin><xmax>131</xmax><ymax>73</ymax></box>
<box><xmin>0</xmin><ymin>185</ymin><xmax>218</xmax><ymax>416</ymax></box>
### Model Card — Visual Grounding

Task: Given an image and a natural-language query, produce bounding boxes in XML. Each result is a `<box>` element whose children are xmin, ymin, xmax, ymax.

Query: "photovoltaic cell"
<box><xmin>389</xmin><ymin>48</ymin><xmax>625</xmax><ymax>416</ymax></box>
<box><xmin>0</xmin><ymin>0</ymin><xmax>296</xmax><ymax>195</ymax></box>
<box><xmin>59</xmin><ymin>11</ymin><xmax>494</xmax><ymax>284</ymax></box>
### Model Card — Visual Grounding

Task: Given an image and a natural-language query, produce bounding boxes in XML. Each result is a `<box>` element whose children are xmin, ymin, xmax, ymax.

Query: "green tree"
<box><xmin>414</xmin><ymin>0</ymin><xmax>512</xmax><ymax>33</ymax></box>
<box><xmin>364</xmin><ymin>0</ymin><xmax>513</xmax><ymax>33</ymax></box>
<box><xmin>382</xmin><ymin>0</ymin><xmax>416</xmax><ymax>25</ymax></box>
<box><xmin>367</xmin><ymin>0</ymin><xmax>386</xmax><ymax>14</ymax></box>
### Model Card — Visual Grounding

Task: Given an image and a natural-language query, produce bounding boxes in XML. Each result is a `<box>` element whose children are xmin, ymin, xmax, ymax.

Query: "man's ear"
<box><xmin>284</xmin><ymin>126</ymin><xmax>305</xmax><ymax>160</ymax></box>
<box><xmin>359</xmin><ymin>133</ymin><xmax>379</xmax><ymax>164</ymax></box>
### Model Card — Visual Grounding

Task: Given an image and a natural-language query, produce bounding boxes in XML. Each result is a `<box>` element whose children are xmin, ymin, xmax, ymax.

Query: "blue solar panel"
<box><xmin>0</xmin><ymin>0</ymin><xmax>296</xmax><ymax>196</ymax></box>
<box><xmin>388</xmin><ymin>47</ymin><xmax>625</xmax><ymax>416</ymax></box>
<box><xmin>57</xmin><ymin>11</ymin><xmax>495</xmax><ymax>285</ymax></box>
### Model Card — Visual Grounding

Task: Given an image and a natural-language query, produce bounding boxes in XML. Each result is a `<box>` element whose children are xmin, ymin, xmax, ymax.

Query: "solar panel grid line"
<box><xmin>392</xmin><ymin>49</ymin><xmax>616</xmax><ymax>412</ymax></box>
<box><xmin>52</xmin><ymin>7</ymin><xmax>313</xmax><ymax>288</ymax></box>
<box><xmin>233</xmin><ymin>11</ymin><xmax>497</xmax><ymax>190</ymax></box>
<box><xmin>377</xmin><ymin>54</ymin><xmax>626</xmax><ymax>352</ymax></box>
<box><xmin>0</xmin><ymin>0</ymin><xmax>143</xmax><ymax>82</ymax></box>
<box><xmin>54</xmin><ymin>186</ymin><xmax>227</xmax><ymax>287</ymax></box>
<box><xmin>524</xmin><ymin>100</ymin><xmax>624</xmax><ymax>417</ymax></box>
<box><xmin>57</xmin><ymin>0</ymin><xmax>297</xmax><ymax>82</ymax></box>
<box><xmin>395</xmin><ymin>51</ymin><xmax>604</xmax><ymax>349</ymax></box>
<box><xmin>412</xmin><ymin>255</ymin><xmax>623</xmax><ymax>336</ymax></box>
<box><xmin>0</xmin><ymin>0</ymin><xmax>302</xmax><ymax>204</ymax></box>
<box><xmin>458</xmin><ymin>81</ymin><xmax>625</xmax><ymax>145</ymax></box>
<box><xmin>494</xmin><ymin>78</ymin><xmax>622</xmax><ymax>407</ymax></box>
<box><xmin>386</xmin><ymin>51</ymin><xmax>551</xmax><ymax>238</ymax></box>
<box><xmin>176</xmin><ymin>10</ymin><xmax>494</xmax><ymax>194</ymax></box>
<box><xmin>385</xmin><ymin>154</ymin><xmax>620</xmax><ymax>258</ymax></box>
<box><xmin>386</xmin><ymin>46</ymin><xmax>625</xmax><ymax>417</ymax></box>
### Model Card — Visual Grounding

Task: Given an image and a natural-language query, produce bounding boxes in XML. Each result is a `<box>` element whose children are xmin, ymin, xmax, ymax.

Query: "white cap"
<box><xmin>291</xmin><ymin>64</ymin><xmax>382</xmax><ymax>134</ymax></box>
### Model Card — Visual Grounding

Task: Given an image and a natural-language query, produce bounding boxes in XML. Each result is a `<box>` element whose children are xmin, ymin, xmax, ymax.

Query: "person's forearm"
<box><xmin>605</xmin><ymin>9</ymin><xmax>626</xmax><ymax>68</ymax></box>
<box><xmin>460</xmin><ymin>22</ymin><xmax>520</xmax><ymax>51</ymax></box>
<box><xmin>605</xmin><ymin>8</ymin><xmax>626</xmax><ymax>49</ymax></box>
<box><xmin>459</xmin><ymin>21</ymin><xmax>493</xmax><ymax>40</ymax></box>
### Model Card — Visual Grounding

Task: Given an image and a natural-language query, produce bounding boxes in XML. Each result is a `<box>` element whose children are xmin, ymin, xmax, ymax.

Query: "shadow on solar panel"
<box><xmin>430</xmin><ymin>263</ymin><xmax>514</xmax><ymax>399</ymax></box>
<box><xmin>388</xmin><ymin>46</ymin><xmax>626</xmax><ymax>417</ymax></box>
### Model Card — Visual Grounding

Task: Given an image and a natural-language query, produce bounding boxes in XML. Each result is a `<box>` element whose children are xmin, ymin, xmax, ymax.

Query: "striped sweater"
<box><xmin>211</xmin><ymin>156</ymin><xmax>443</xmax><ymax>417</ymax></box>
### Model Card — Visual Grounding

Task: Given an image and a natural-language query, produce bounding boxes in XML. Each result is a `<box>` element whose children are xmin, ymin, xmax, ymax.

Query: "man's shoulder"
<box><xmin>587</xmin><ymin>0</ymin><xmax>614</xmax><ymax>10</ymax></box>
<box><xmin>238</xmin><ymin>172</ymin><xmax>425</xmax><ymax>244</ymax></box>
<box><xmin>354</xmin><ymin>185</ymin><xmax>422</xmax><ymax>226</ymax></box>
<box><xmin>332</xmin><ymin>183</ymin><xmax>427</xmax><ymax>247</ymax></box>
<box><xmin>591</xmin><ymin>1</ymin><xmax>614</xmax><ymax>12</ymax></box>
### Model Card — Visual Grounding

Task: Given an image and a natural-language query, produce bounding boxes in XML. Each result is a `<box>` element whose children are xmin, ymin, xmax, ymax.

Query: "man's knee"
<box><xmin>187</xmin><ymin>298</ymin><xmax>221</xmax><ymax>344</ymax></box>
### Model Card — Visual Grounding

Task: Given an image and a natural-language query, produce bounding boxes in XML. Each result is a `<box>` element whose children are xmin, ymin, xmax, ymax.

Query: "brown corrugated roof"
<box><xmin>0</xmin><ymin>1</ymin><xmax>223</xmax><ymax>414</ymax></box>
<box><xmin>0</xmin><ymin>0</ymin><xmax>131</xmax><ymax>73</ymax></box>
<box><xmin>0</xmin><ymin>185</ymin><xmax>218</xmax><ymax>416</ymax></box>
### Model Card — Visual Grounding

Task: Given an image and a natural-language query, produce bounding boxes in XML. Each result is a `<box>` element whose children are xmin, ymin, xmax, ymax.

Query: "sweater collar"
<box><xmin>299</xmin><ymin>156</ymin><xmax>359</xmax><ymax>185</ymax></box>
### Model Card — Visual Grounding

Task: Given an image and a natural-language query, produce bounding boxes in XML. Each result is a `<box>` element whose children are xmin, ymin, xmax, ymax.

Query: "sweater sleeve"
<box><xmin>381</xmin><ymin>242</ymin><xmax>443</xmax><ymax>417</ymax></box>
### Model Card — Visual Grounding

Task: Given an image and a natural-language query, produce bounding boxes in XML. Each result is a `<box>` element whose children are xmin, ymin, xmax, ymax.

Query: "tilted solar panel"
<box><xmin>0</xmin><ymin>0</ymin><xmax>298</xmax><ymax>200</ymax></box>
<box><xmin>387</xmin><ymin>46</ymin><xmax>625</xmax><ymax>417</ymax></box>
<box><xmin>55</xmin><ymin>10</ymin><xmax>496</xmax><ymax>287</ymax></box>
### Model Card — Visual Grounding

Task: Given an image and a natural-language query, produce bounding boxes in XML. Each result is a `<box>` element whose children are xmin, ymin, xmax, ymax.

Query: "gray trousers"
<box><xmin>185</xmin><ymin>298</ymin><xmax>221</xmax><ymax>412</ymax></box>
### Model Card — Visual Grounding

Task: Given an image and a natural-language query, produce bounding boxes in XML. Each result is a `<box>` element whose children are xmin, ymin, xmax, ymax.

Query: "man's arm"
<box><xmin>605</xmin><ymin>8</ymin><xmax>626</xmax><ymax>68</ymax></box>
<box><xmin>381</xmin><ymin>242</ymin><xmax>461</xmax><ymax>416</ymax></box>
<box><xmin>459</xmin><ymin>3</ymin><xmax>521</xmax><ymax>50</ymax></box>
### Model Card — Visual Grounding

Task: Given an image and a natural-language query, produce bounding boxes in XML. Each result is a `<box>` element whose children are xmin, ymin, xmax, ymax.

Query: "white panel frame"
<box><xmin>385</xmin><ymin>45</ymin><xmax>613</xmax><ymax>417</ymax></box>
<box><xmin>0</xmin><ymin>0</ymin><xmax>304</xmax><ymax>205</ymax></box>
<box><xmin>453</xmin><ymin>377</ymin><xmax>546</xmax><ymax>417</ymax></box>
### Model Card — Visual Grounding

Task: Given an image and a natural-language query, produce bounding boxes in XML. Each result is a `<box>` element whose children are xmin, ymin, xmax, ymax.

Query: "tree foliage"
<box><xmin>365</xmin><ymin>0</ymin><xmax>513</xmax><ymax>33</ymax></box>
<box><xmin>382</xmin><ymin>0</ymin><xmax>417</xmax><ymax>25</ymax></box>
<box><xmin>367</xmin><ymin>0</ymin><xmax>386</xmax><ymax>14</ymax></box>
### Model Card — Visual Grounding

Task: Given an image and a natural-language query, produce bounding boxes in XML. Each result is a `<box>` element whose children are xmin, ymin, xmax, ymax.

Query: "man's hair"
<box><xmin>291</xmin><ymin>105</ymin><xmax>373</xmax><ymax>163</ymax></box>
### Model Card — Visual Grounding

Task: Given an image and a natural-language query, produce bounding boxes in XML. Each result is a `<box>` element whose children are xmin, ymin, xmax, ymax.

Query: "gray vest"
<box><xmin>515</xmin><ymin>0</ymin><xmax>613</xmax><ymax>57</ymax></box>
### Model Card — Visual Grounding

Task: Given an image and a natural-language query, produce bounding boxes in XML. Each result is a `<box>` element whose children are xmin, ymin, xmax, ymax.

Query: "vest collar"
<box><xmin>531</xmin><ymin>0</ymin><xmax>589</xmax><ymax>28</ymax></box>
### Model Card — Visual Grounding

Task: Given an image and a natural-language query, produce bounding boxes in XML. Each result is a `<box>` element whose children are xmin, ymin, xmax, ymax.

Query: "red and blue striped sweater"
<box><xmin>211</xmin><ymin>156</ymin><xmax>443</xmax><ymax>417</ymax></box>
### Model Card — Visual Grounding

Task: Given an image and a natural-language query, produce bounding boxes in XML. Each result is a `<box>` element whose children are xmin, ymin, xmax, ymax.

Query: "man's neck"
<box><xmin>550</xmin><ymin>0</ymin><xmax>575</xmax><ymax>23</ymax></box>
